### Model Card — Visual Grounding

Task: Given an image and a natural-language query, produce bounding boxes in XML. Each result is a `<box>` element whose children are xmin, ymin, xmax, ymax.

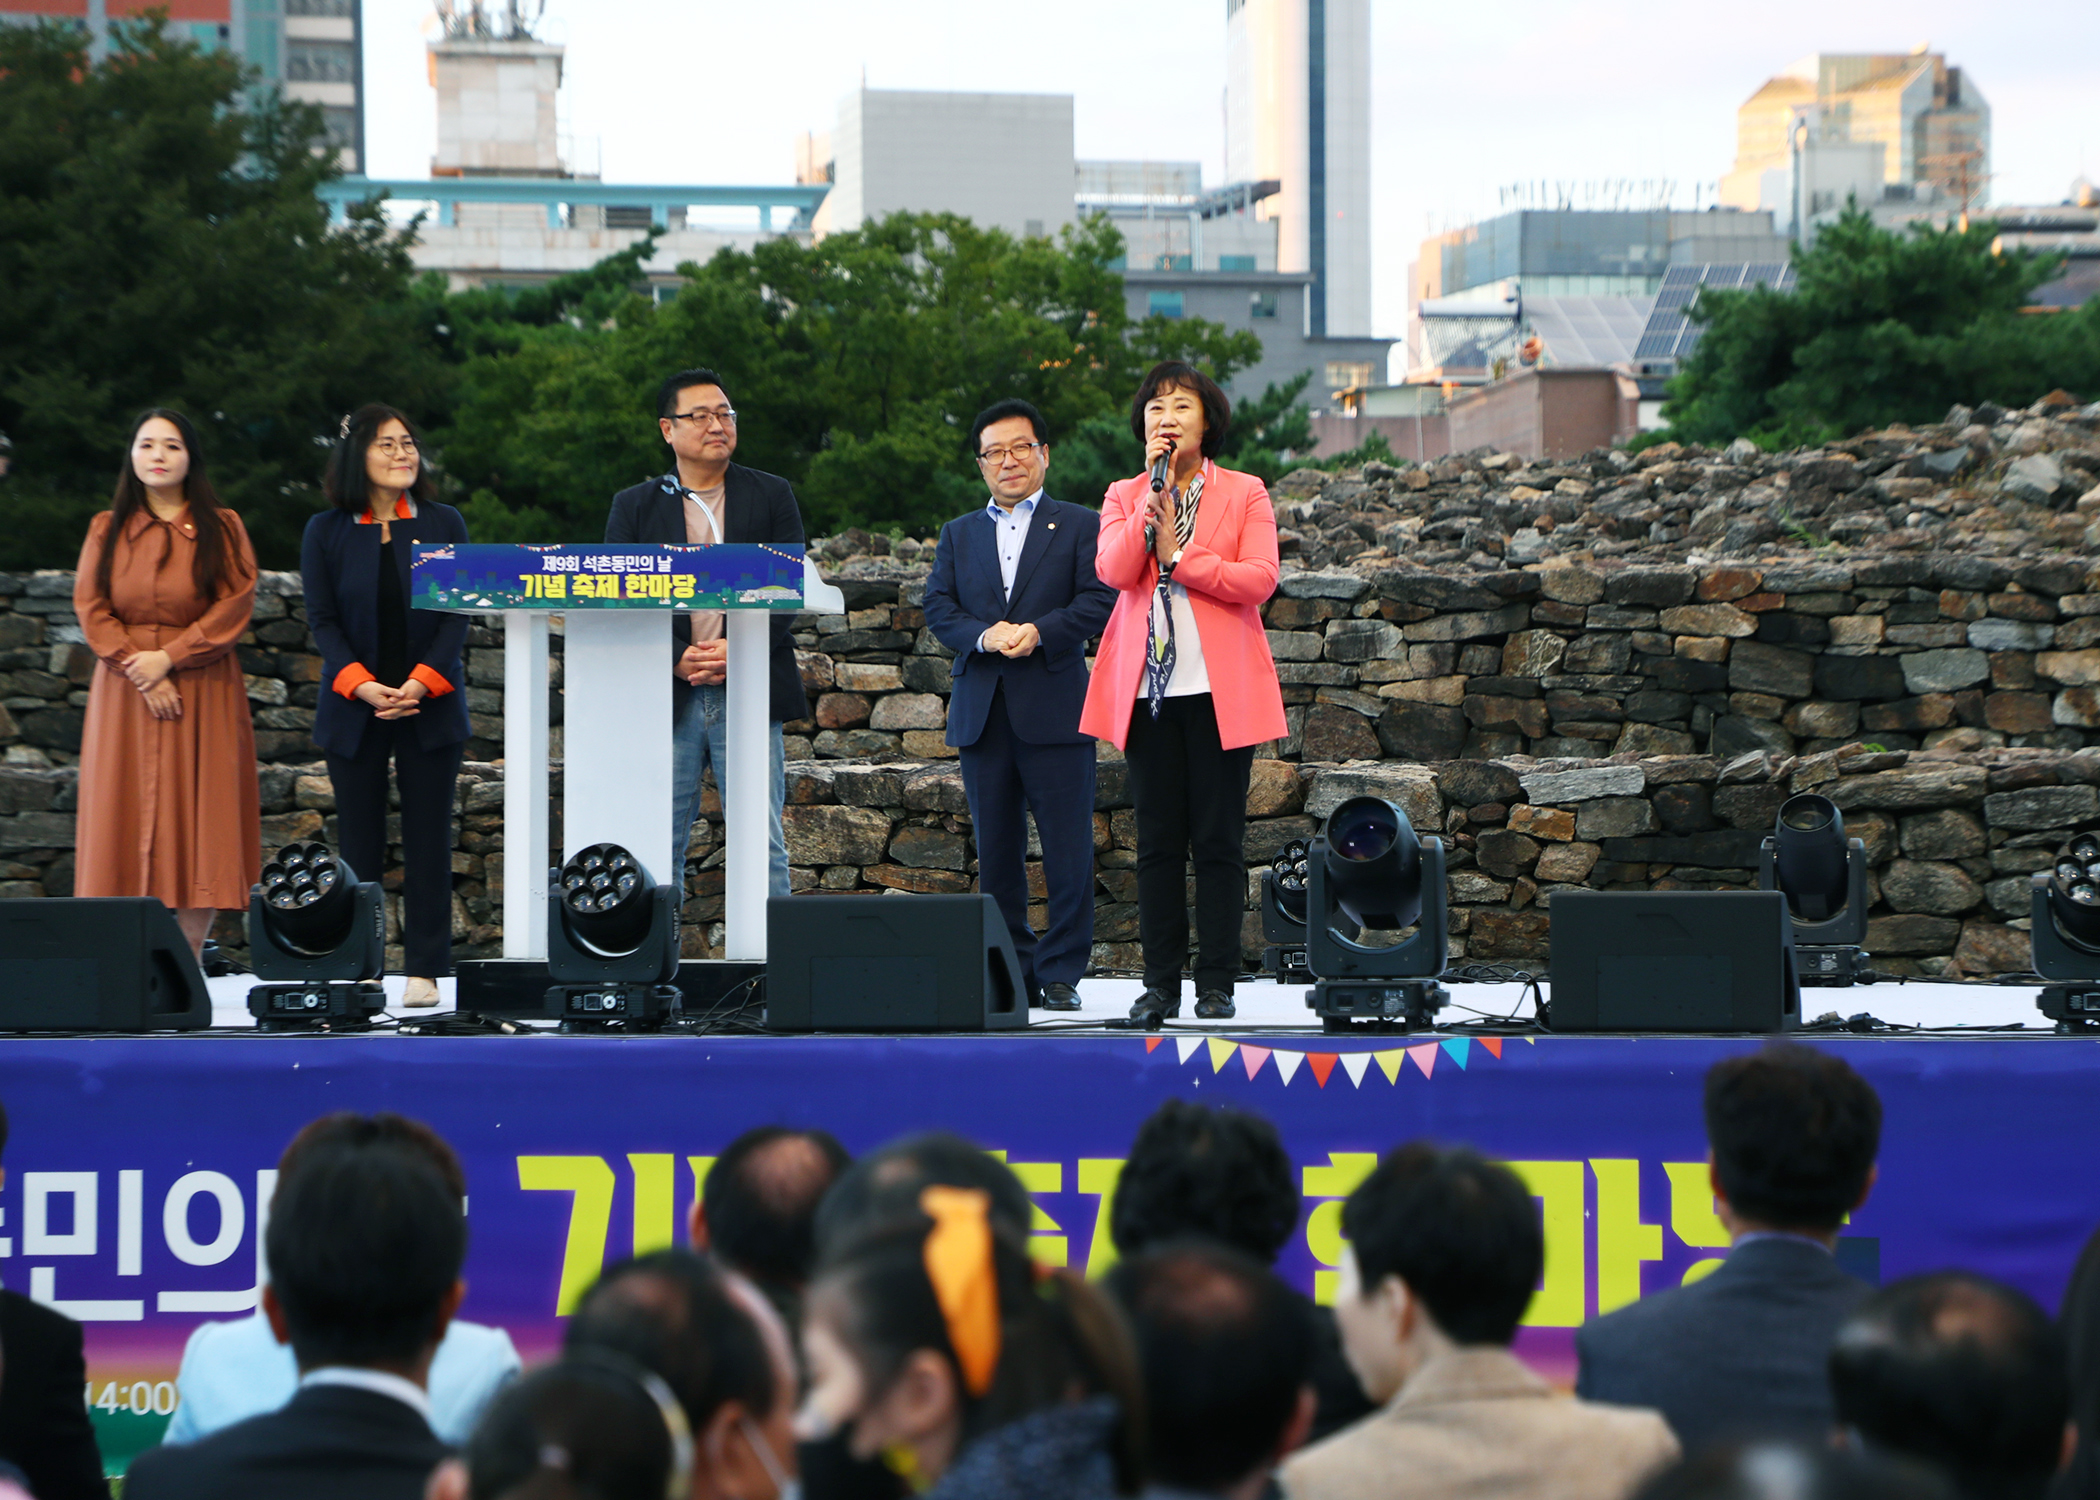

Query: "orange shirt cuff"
<box><xmin>333</xmin><ymin>663</ymin><xmax>376</xmax><ymax>699</ymax></box>
<box><xmin>409</xmin><ymin>664</ymin><xmax>454</xmax><ymax>698</ymax></box>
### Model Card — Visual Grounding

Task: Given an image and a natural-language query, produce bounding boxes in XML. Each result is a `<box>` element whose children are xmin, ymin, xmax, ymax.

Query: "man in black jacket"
<box><xmin>606</xmin><ymin>367</ymin><xmax>807</xmax><ymax>901</ymax></box>
<box><xmin>1576</xmin><ymin>1043</ymin><xmax>1883</xmax><ymax>1453</ymax></box>
<box><xmin>921</xmin><ymin>400</ymin><xmax>1115</xmax><ymax>1009</ymax></box>
<box><xmin>0</xmin><ymin>1102</ymin><xmax>110</xmax><ymax>1500</ymax></box>
<box><xmin>123</xmin><ymin>1117</ymin><xmax>466</xmax><ymax>1500</ymax></box>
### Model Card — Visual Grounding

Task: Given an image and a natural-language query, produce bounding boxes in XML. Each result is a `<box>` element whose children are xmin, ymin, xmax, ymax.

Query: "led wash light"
<box><xmin>2034</xmin><ymin>833</ymin><xmax>2100</xmax><ymax>1030</ymax></box>
<box><xmin>545</xmin><ymin>843</ymin><xmax>681</xmax><ymax>1030</ymax></box>
<box><xmin>247</xmin><ymin>842</ymin><xmax>386</xmax><ymax>1029</ymax></box>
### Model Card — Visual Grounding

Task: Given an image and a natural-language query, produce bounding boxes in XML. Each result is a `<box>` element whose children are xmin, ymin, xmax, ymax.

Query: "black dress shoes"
<box><xmin>1194</xmin><ymin>989</ymin><xmax>1236</xmax><ymax>1019</ymax></box>
<box><xmin>1041</xmin><ymin>983</ymin><xmax>1081</xmax><ymax>1011</ymax></box>
<box><xmin>1127</xmin><ymin>988</ymin><xmax>1180</xmax><ymax>1027</ymax></box>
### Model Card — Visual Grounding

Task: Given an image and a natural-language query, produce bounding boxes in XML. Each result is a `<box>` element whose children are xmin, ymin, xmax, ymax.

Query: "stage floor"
<box><xmin>200</xmin><ymin>972</ymin><xmax>2052</xmax><ymax>1034</ymax></box>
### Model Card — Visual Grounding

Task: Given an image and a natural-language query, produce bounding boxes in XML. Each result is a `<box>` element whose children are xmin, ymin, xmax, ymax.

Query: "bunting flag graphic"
<box><xmin>1140</xmin><ymin>1029</ymin><xmax>1515</xmax><ymax>1091</ymax></box>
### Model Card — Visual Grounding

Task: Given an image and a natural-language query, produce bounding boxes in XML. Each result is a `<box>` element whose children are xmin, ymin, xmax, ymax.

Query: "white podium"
<box><xmin>412</xmin><ymin>542</ymin><xmax>843</xmax><ymax>965</ymax></box>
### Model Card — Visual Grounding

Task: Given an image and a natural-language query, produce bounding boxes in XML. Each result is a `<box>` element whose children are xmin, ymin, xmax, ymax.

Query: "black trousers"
<box><xmin>1124</xmin><ymin>694</ymin><xmax>1254</xmax><ymax>997</ymax></box>
<box><xmin>959</xmin><ymin>683</ymin><xmax>1098</xmax><ymax>993</ymax></box>
<box><xmin>327</xmin><ymin>718</ymin><xmax>463</xmax><ymax>977</ymax></box>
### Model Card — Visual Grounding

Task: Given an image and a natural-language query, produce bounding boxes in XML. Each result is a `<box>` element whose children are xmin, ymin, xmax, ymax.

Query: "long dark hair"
<box><xmin>99</xmin><ymin>408</ymin><xmax>235</xmax><ymax>604</ymax></box>
<box><xmin>812</xmin><ymin>1208</ymin><xmax>1146</xmax><ymax>1493</ymax></box>
<box><xmin>324</xmin><ymin>403</ymin><xmax>435</xmax><ymax>513</ymax></box>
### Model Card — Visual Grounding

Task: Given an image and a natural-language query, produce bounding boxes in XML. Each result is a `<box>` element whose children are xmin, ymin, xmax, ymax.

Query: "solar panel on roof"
<box><xmin>1632</xmin><ymin>260</ymin><xmax>1796</xmax><ymax>368</ymax></box>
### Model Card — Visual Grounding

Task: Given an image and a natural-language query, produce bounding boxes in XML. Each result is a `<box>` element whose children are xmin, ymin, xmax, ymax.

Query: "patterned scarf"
<box><xmin>1144</xmin><ymin>469</ymin><xmax>1204</xmax><ymax>718</ymax></box>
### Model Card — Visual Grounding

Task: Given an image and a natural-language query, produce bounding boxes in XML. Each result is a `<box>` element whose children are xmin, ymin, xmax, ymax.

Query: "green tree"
<box><xmin>0</xmin><ymin>18</ymin><xmax>446</xmax><ymax>568</ymax></box>
<box><xmin>1665</xmin><ymin>205</ymin><xmax>2100</xmax><ymax>447</ymax></box>
<box><xmin>439</xmin><ymin>212</ymin><xmax>1268</xmax><ymax>539</ymax></box>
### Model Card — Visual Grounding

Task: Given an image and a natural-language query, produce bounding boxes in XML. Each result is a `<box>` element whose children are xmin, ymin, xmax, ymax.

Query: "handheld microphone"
<box><xmin>1149</xmin><ymin>443</ymin><xmax>1174</xmax><ymax>494</ymax></box>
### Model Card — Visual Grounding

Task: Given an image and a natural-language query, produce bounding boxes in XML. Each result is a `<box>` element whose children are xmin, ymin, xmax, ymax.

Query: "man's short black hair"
<box><xmin>1106</xmin><ymin>1240</ymin><xmax>1314</xmax><ymax>1491</ymax></box>
<box><xmin>1706</xmin><ymin>1043</ymin><xmax>1881</xmax><ymax>1232</ymax></box>
<box><xmin>1110</xmin><ymin>1099</ymin><xmax>1299</xmax><ymax>1264</ymax></box>
<box><xmin>567</xmin><ymin>1249</ymin><xmax>781</xmax><ymax>1430</ymax></box>
<box><xmin>814</xmin><ymin>1131</ymin><xmax>1033</xmax><ymax>1253</ymax></box>
<box><xmin>265</xmin><ymin>1137</ymin><xmax>466</xmax><ymax>1369</ymax></box>
<box><xmin>968</xmin><ymin>399</ymin><xmax>1049</xmax><ymax>455</ymax></box>
<box><xmin>1129</xmin><ymin>361</ymin><xmax>1231</xmax><ymax>458</ymax></box>
<box><xmin>657</xmin><ymin>367</ymin><xmax>731</xmax><ymax>421</ymax></box>
<box><xmin>1341</xmin><ymin>1142</ymin><xmax>1541</xmax><ymax>1347</ymax></box>
<box><xmin>704</xmin><ymin>1126</ymin><xmax>851</xmax><ymax>1291</ymax></box>
<box><xmin>1830</xmin><ymin>1273</ymin><xmax>2068</xmax><ymax>1500</ymax></box>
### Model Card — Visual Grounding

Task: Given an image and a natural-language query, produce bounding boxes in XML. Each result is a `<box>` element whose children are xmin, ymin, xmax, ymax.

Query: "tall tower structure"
<box><xmin>1224</xmin><ymin>0</ymin><xmax>1370</xmax><ymax>338</ymax></box>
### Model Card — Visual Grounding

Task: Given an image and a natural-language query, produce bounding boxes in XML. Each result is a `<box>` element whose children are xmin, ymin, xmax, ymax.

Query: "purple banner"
<box><xmin>2</xmin><ymin>1032</ymin><xmax>2096</xmax><ymax>1475</ymax></box>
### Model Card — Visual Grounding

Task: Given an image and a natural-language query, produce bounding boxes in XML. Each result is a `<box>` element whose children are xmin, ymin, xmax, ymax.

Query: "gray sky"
<box><xmin>361</xmin><ymin>0</ymin><xmax>2099</xmax><ymax>337</ymax></box>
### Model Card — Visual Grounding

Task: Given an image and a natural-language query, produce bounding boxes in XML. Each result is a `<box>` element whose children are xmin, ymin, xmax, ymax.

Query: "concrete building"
<box><xmin>1224</xmin><ymin>0</ymin><xmax>1371</xmax><ymax>337</ymax></box>
<box><xmin>1720</xmin><ymin>49</ymin><xmax>1990</xmax><ymax>223</ymax></box>
<box><xmin>1119</xmin><ymin>267</ymin><xmax>1390</xmax><ymax>412</ymax></box>
<box><xmin>812</xmin><ymin>89</ymin><xmax>1075</xmax><ymax>240</ymax></box>
<box><xmin>0</xmin><ymin>0</ymin><xmax>365</xmax><ymax>171</ymax></box>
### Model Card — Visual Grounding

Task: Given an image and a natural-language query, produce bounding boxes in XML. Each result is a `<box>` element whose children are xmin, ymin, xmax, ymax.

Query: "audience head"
<box><xmin>1106</xmin><ymin>1241</ymin><xmax>1316</xmax><ymax>1498</ymax></box>
<box><xmin>1830</xmin><ymin>1272</ymin><xmax>2069</xmax><ymax>1500</ymax></box>
<box><xmin>695</xmin><ymin>1127</ymin><xmax>851</xmax><ymax>1296</ymax></box>
<box><xmin>1633</xmin><ymin>1441</ymin><xmax>1956</xmax><ymax>1500</ymax></box>
<box><xmin>439</xmin><ymin>1355</ymin><xmax>692</xmax><ymax>1500</ymax></box>
<box><xmin>1705</xmin><ymin>1043</ymin><xmax>1881</xmax><ymax>1237</ymax></box>
<box><xmin>800</xmin><ymin>1185</ymin><xmax>1144</xmax><ymax>1492</ymax></box>
<box><xmin>2056</xmin><ymin>1227</ymin><xmax>2100</xmax><ymax>1500</ymax></box>
<box><xmin>814</xmin><ymin>1131</ymin><xmax>1032</xmax><ymax>1252</ymax></box>
<box><xmin>262</xmin><ymin>1114</ymin><xmax>468</xmax><ymax>1376</ymax></box>
<box><xmin>1334</xmin><ymin>1142</ymin><xmax>1541</xmax><ymax>1404</ymax></box>
<box><xmin>566</xmin><ymin>1250</ymin><xmax>797</xmax><ymax>1500</ymax></box>
<box><xmin>1109</xmin><ymin>1100</ymin><xmax>1299</xmax><ymax>1265</ymax></box>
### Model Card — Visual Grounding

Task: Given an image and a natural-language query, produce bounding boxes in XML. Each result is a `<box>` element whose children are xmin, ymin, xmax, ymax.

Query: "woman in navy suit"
<box><xmin>300</xmin><ymin>405</ymin><xmax>470</xmax><ymax>1007</ymax></box>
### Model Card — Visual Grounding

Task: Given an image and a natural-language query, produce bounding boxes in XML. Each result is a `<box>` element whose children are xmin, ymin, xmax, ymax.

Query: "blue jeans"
<box><xmin>671</xmin><ymin>681</ymin><xmax>789</xmax><ymax>900</ymax></box>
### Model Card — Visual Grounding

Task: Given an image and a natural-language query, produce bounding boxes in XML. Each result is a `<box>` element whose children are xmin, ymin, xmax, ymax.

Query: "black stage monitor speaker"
<box><xmin>1548</xmin><ymin>890</ymin><xmax>1800</xmax><ymax>1033</ymax></box>
<box><xmin>765</xmin><ymin>895</ymin><xmax>1025</xmax><ymax>1032</ymax></box>
<box><xmin>0</xmin><ymin>899</ymin><xmax>212</xmax><ymax>1031</ymax></box>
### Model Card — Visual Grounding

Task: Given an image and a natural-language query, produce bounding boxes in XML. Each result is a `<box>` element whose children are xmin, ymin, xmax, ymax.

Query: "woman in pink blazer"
<box><xmin>1079</xmin><ymin>361</ymin><xmax>1287</xmax><ymax>1024</ymax></box>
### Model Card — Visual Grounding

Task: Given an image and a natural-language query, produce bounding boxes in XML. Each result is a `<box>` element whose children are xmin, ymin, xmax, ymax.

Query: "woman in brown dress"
<box><xmin>72</xmin><ymin>409</ymin><xmax>260</xmax><ymax>960</ymax></box>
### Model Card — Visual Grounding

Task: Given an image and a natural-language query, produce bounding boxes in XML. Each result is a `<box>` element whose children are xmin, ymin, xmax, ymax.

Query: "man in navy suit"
<box><xmin>1576</xmin><ymin>1043</ymin><xmax>1882</xmax><ymax>1454</ymax></box>
<box><xmin>923</xmin><ymin>401</ymin><xmax>1116</xmax><ymax>1010</ymax></box>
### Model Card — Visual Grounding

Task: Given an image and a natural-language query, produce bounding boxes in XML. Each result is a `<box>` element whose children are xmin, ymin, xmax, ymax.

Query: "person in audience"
<box><xmin>1830</xmin><ymin>1272</ymin><xmax>2071</xmax><ymax>1500</ymax></box>
<box><xmin>563</xmin><ymin>1250</ymin><xmax>799</xmax><ymax>1500</ymax></box>
<box><xmin>0</xmin><ymin>1101</ymin><xmax>111</xmax><ymax>1500</ymax></box>
<box><xmin>1108</xmin><ymin>1099</ymin><xmax>1372</xmax><ymax>1441</ymax></box>
<box><xmin>694</xmin><ymin>1127</ymin><xmax>851</xmax><ymax>1324</ymax></box>
<box><xmin>2054</xmin><ymin>1227</ymin><xmax>2100</xmax><ymax>1500</ymax></box>
<box><xmin>426</xmin><ymin>1356</ymin><xmax>691</xmax><ymax>1500</ymax></box>
<box><xmin>814</xmin><ymin>1132</ymin><xmax>1034</xmax><ymax>1252</ymax></box>
<box><xmin>124</xmin><ymin>1122</ymin><xmax>466</xmax><ymax>1499</ymax></box>
<box><xmin>72</xmin><ymin>406</ymin><xmax>259</xmax><ymax>962</ymax></box>
<box><xmin>797</xmin><ymin>1185</ymin><xmax>1144</xmax><ymax>1500</ymax></box>
<box><xmin>1106</xmin><ymin>1240</ymin><xmax>1317</xmax><ymax>1500</ymax></box>
<box><xmin>302</xmin><ymin>404</ymin><xmax>472</xmax><ymax>1007</ymax></box>
<box><xmin>163</xmin><ymin>1113</ymin><xmax>519</xmax><ymax>1447</ymax></box>
<box><xmin>1578</xmin><ymin>1042</ymin><xmax>1883</xmax><ymax>1452</ymax></box>
<box><xmin>1281</xmin><ymin>1142</ymin><xmax>1677</xmax><ymax>1500</ymax></box>
<box><xmin>1633</xmin><ymin>1441</ymin><xmax>1955</xmax><ymax>1500</ymax></box>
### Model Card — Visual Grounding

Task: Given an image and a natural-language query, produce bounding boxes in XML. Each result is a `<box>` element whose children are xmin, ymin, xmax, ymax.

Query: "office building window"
<box><xmin>1219</xmin><ymin>254</ymin><xmax>1256</xmax><ymax>271</ymax></box>
<box><xmin>286</xmin><ymin>40</ymin><xmax>356</xmax><ymax>83</ymax></box>
<box><xmin>1325</xmin><ymin>361</ymin><xmax>1375</xmax><ymax>389</ymax></box>
<box><xmin>1024</xmin><ymin>219</ymin><xmax>1044</xmax><ymax>238</ymax></box>
<box><xmin>1153</xmin><ymin>253</ymin><xmax>1192</xmax><ymax>272</ymax></box>
<box><xmin>1148</xmin><ymin>291</ymin><xmax>1186</xmax><ymax>320</ymax></box>
<box><xmin>1250</xmin><ymin>290</ymin><xmax>1278</xmax><ymax>319</ymax></box>
<box><xmin>286</xmin><ymin>0</ymin><xmax>356</xmax><ymax>13</ymax></box>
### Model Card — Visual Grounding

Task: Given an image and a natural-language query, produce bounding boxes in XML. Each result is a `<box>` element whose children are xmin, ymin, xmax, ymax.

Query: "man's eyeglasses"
<box><xmin>670</xmin><ymin>407</ymin><xmax>738</xmax><ymax>429</ymax></box>
<box><xmin>977</xmin><ymin>441</ymin><xmax>1046</xmax><ymax>465</ymax></box>
<box><xmin>373</xmin><ymin>437</ymin><xmax>418</xmax><ymax>456</ymax></box>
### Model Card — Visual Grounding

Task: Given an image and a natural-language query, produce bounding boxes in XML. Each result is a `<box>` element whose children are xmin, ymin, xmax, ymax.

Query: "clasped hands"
<box><xmin>120</xmin><ymin>648</ymin><xmax>182</xmax><ymax>721</ymax></box>
<box><xmin>678</xmin><ymin>639</ymin><xmax>729</xmax><ymax>687</ymax></box>
<box><xmin>354</xmin><ymin>678</ymin><xmax>428</xmax><ymax>720</ymax></box>
<box><xmin>982</xmin><ymin>621</ymin><xmax>1041</xmax><ymax>657</ymax></box>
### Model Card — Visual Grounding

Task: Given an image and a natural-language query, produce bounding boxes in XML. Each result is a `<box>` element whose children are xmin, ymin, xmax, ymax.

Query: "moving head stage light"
<box><xmin>1259</xmin><ymin>838</ymin><xmax>1314</xmax><ymax>982</ymax></box>
<box><xmin>247</xmin><ymin>842</ymin><xmax>386</xmax><ymax>1030</ymax></box>
<box><xmin>547</xmin><ymin>843</ymin><xmax>681</xmax><ymax>1030</ymax></box>
<box><xmin>1302</xmin><ymin>797</ymin><xmax>1449</xmax><ymax>1031</ymax></box>
<box><xmin>2033</xmin><ymin>832</ymin><xmax>2100</xmax><ymax>1030</ymax></box>
<box><xmin>1759</xmin><ymin>794</ymin><xmax>1870</xmax><ymax>985</ymax></box>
